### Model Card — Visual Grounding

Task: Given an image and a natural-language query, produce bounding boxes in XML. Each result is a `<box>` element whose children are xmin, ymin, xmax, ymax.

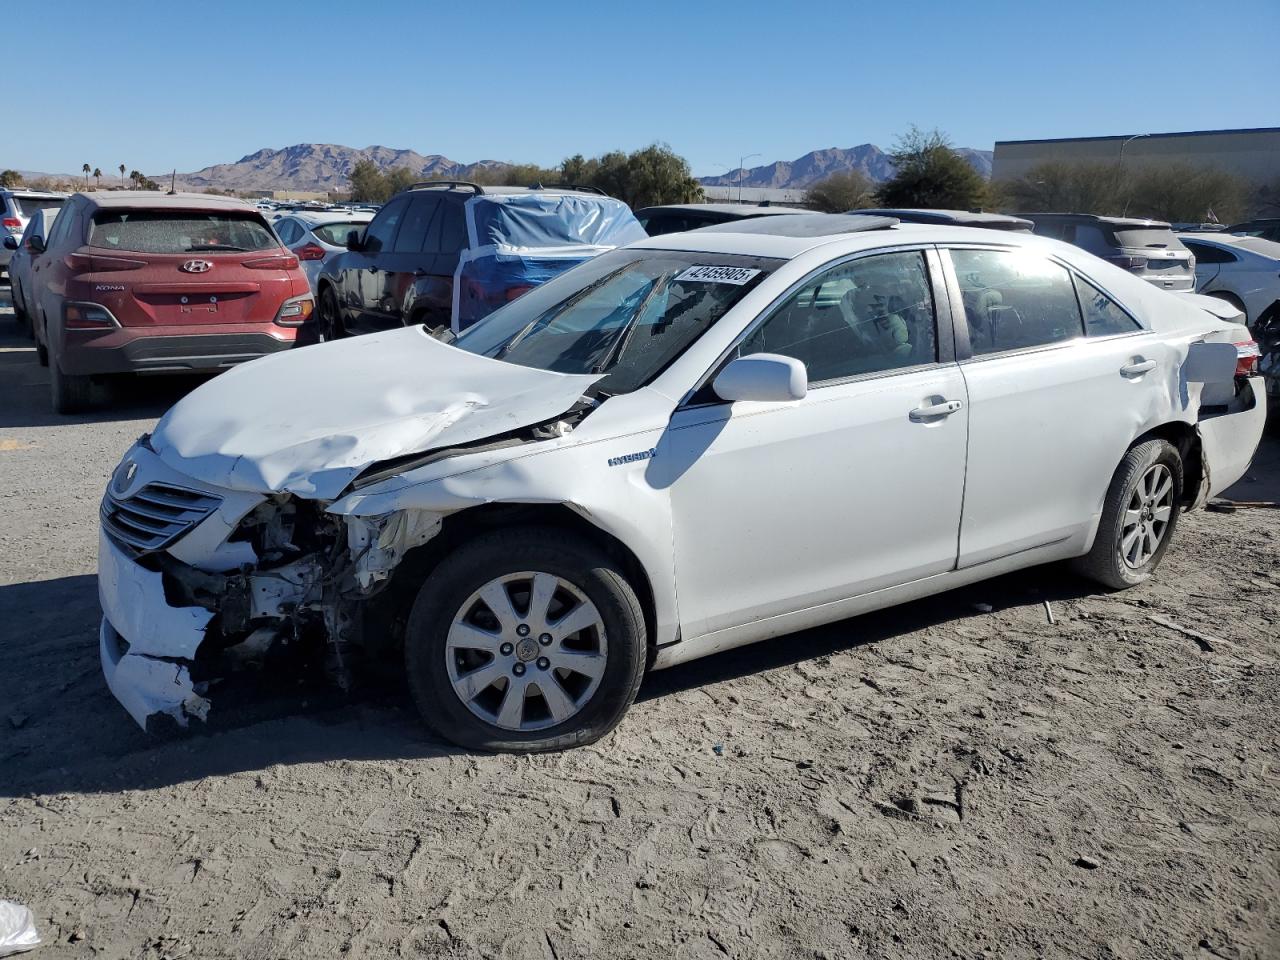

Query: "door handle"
<box><xmin>909</xmin><ymin>399</ymin><xmax>963</xmax><ymax>422</ymax></box>
<box><xmin>1120</xmin><ymin>359</ymin><xmax>1156</xmax><ymax>377</ymax></box>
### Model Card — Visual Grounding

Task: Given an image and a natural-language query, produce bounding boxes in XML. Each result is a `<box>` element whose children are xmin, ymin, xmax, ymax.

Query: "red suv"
<box><xmin>29</xmin><ymin>192</ymin><xmax>314</xmax><ymax>412</ymax></box>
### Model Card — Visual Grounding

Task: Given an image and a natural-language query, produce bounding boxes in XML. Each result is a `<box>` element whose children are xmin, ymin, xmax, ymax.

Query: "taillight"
<box><xmin>63</xmin><ymin>252</ymin><xmax>145</xmax><ymax>273</ymax></box>
<box><xmin>274</xmin><ymin>294</ymin><xmax>314</xmax><ymax>327</ymax></box>
<box><xmin>1107</xmin><ymin>255</ymin><xmax>1149</xmax><ymax>271</ymax></box>
<box><xmin>293</xmin><ymin>243</ymin><xmax>326</xmax><ymax>261</ymax></box>
<box><xmin>64</xmin><ymin>302</ymin><xmax>118</xmax><ymax>330</ymax></box>
<box><xmin>243</xmin><ymin>254</ymin><xmax>300</xmax><ymax>270</ymax></box>
<box><xmin>505</xmin><ymin>284</ymin><xmax>535</xmax><ymax>302</ymax></box>
<box><xmin>1234</xmin><ymin>340</ymin><xmax>1261</xmax><ymax>377</ymax></box>
<box><xmin>2</xmin><ymin>217</ymin><xmax>20</xmax><ymax>230</ymax></box>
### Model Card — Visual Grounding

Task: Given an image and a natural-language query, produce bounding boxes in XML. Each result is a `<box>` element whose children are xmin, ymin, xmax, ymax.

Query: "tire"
<box><xmin>317</xmin><ymin>285</ymin><xmax>343</xmax><ymax>342</ymax></box>
<box><xmin>49</xmin><ymin>344</ymin><xmax>94</xmax><ymax>414</ymax></box>
<box><xmin>404</xmin><ymin>527</ymin><xmax>647</xmax><ymax>752</ymax></box>
<box><xmin>1073</xmin><ymin>439</ymin><xmax>1182</xmax><ymax>590</ymax></box>
<box><xmin>34</xmin><ymin>310</ymin><xmax>49</xmax><ymax>366</ymax></box>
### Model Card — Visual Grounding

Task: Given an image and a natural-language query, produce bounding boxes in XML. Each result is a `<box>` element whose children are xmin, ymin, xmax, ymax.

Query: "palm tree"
<box><xmin>82</xmin><ymin>163</ymin><xmax>90</xmax><ymax>189</ymax></box>
<box><xmin>119</xmin><ymin>164</ymin><xmax>126</xmax><ymax>189</ymax></box>
<box><xmin>93</xmin><ymin>168</ymin><xmax>102</xmax><ymax>190</ymax></box>
<box><xmin>129</xmin><ymin>170</ymin><xmax>141</xmax><ymax>189</ymax></box>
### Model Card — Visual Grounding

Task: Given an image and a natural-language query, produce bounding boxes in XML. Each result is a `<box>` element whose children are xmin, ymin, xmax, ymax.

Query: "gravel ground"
<box><xmin>1</xmin><ymin>283</ymin><xmax>1278</xmax><ymax>960</ymax></box>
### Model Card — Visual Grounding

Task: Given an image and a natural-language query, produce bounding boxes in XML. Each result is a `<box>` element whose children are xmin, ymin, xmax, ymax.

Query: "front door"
<box><xmin>662</xmin><ymin>248</ymin><xmax>968</xmax><ymax>639</ymax></box>
<box><xmin>348</xmin><ymin>195</ymin><xmax>409</xmax><ymax>334</ymax></box>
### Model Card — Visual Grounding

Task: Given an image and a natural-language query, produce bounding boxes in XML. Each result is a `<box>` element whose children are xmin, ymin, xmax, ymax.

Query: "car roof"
<box><xmin>853</xmin><ymin>208</ymin><xmax>1034</xmax><ymax>230</ymax></box>
<box><xmin>1019</xmin><ymin>212</ymin><xmax>1173</xmax><ymax>229</ymax></box>
<box><xmin>285</xmin><ymin>210</ymin><xmax>374</xmax><ymax>225</ymax></box>
<box><xmin>78</xmin><ymin>191</ymin><xmax>257</xmax><ymax>211</ymax></box>
<box><xmin>634</xmin><ymin>203</ymin><xmax>804</xmax><ymax>217</ymax></box>
<box><xmin>694</xmin><ymin>213</ymin><xmax>900</xmax><ymax>238</ymax></box>
<box><xmin>630</xmin><ymin>219</ymin><xmax>1056</xmax><ymax>259</ymax></box>
<box><xmin>1179</xmin><ymin>232</ymin><xmax>1280</xmax><ymax>258</ymax></box>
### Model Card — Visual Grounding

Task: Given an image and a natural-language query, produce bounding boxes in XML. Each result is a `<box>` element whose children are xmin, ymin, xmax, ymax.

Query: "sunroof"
<box><xmin>695</xmin><ymin>213</ymin><xmax>899</xmax><ymax>237</ymax></box>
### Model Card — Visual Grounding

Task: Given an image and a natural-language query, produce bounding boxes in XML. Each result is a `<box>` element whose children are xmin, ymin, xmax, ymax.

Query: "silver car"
<box><xmin>273</xmin><ymin>210</ymin><xmax>373</xmax><ymax>291</ymax></box>
<box><xmin>1</xmin><ymin>189</ymin><xmax>66</xmax><ymax>273</ymax></box>
<box><xmin>1020</xmin><ymin>214</ymin><xmax>1196</xmax><ymax>292</ymax></box>
<box><xmin>4</xmin><ymin>207</ymin><xmax>59</xmax><ymax>335</ymax></box>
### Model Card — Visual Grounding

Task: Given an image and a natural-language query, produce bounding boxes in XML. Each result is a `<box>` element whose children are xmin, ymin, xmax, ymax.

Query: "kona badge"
<box><xmin>180</xmin><ymin>260</ymin><xmax>213</xmax><ymax>273</ymax></box>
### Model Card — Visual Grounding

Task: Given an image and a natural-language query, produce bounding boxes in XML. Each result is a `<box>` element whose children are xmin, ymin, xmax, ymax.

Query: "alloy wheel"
<box><xmin>1119</xmin><ymin>463</ymin><xmax>1174</xmax><ymax>568</ymax></box>
<box><xmin>445</xmin><ymin>571</ymin><xmax>608</xmax><ymax>732</ymax></box>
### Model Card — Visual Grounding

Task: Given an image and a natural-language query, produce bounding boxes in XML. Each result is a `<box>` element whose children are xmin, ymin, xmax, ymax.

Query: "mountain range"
<box><xmin>699</xmin><ymin>144</ymin><xmax>993</xmax><ymax>189</ymax></box>
<box><xmin>11</xmin><ymin>141</ymin><xmax>995</xmax><ymax>193</ymax></box>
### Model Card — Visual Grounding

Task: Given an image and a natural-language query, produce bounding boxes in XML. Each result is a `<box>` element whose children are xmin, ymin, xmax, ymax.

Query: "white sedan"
<box><xmin>97</xmin><ymin>215</ymin><xmax>1267</xmax><ymax>750</ymax></box>
<box><xmin>272</xmin><ymin>210</ymin><xmax>373</xmax><ymax>291</ymax></box>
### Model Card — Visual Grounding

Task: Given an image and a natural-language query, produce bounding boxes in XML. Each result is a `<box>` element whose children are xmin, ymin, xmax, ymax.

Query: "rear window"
<box><xmin>311</xmin><ymin>221</ymin><xmax>367</xmax><ymax>245</ymax></box>
<box><xmin>1110</xmin><ymin>227</ymin><xmax>1185</xmax><ymax>251</ymax></box>
<box><xmin>11</xmin><ymin>196</ymin><xmax>65</xmax><ymax>217</ymax></box>
<box><xmin>89</xmin><ymin>210</ymin><xmax>279</xmax><ymax>254</ymax></box>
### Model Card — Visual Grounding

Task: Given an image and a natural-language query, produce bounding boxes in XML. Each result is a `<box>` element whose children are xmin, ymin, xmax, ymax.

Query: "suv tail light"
<box><xmin>1107</xmin><ymin>255</ymin><xmax>1149</xmax><ymax>271</ymax></box>
<box><xmin>1234</xmin><ymin>340</ymin><xmax>1261</xmax><ymax>377</ymax></box>
<box><xmin>64</xmin><ymin>302</ymin><xmax>118</xmax><ymax>330</ymax></box>
<box><xmin>2</xmin><ymin>217</ymin><xmax>20</xmax><ymax>231</ymax></box>
<box><xmin>243</xmin><ymin>254</ymin><xmax>300</xmax><ymax>270</ymax></box>
<box><xmin>293</xmin><ymin>243</ymin><xmax>326</xmax><ymax>262</ymax></box>
<box><xmin>274</xmin><ymin>294</ymin><xmax>314</xmax><ymax>327</ymax></box>
<box><xmin>505</xmin><ymin>284</ymin><xmax>535</xmax><ymax>302</ymax></box>
<box><xmin>63</xmin><ymin>252</ymin><xmax>146</xmax><ymax>273</ymax></box>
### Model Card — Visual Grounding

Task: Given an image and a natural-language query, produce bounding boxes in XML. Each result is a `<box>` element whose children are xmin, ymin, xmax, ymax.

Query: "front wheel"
<box><xmin>1073</xmin><ymin>439</ymin><xmax>1182</xmax><ymax>589</ymax></box>
<box><xmin>404</xmin><ymin>528</ymin><xmax>647</xmax><ymax>752</ymax></box>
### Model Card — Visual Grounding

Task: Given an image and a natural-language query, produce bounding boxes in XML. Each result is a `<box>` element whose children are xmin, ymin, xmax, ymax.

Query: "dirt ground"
<box><xmin>1</xmin><ymin>288</ymin><xmax>1278</xmax><ymax>960</ymax></box>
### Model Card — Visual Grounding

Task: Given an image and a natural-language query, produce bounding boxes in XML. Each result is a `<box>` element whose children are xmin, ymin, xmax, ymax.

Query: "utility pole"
<box><xmin>738</xmin><ymin>153</ymin><xmax>760</xmax><ymax>204</ymax></box>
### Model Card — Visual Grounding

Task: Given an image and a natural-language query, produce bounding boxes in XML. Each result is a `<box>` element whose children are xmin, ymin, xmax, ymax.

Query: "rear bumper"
<box><xmin>58</xmin><ymin>323</ymin><xmax>297</xmax><ymax>375</ymax></box>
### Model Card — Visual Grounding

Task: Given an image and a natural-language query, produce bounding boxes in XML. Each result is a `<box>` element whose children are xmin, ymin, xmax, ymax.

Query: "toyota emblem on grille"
<box><xmin>180</xmin><ymin>259</ymin><xmax>213</xmax><ymax>273</ymax></box>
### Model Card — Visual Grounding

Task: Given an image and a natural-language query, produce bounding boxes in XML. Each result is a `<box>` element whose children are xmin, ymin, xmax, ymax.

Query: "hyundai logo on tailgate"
<box><xmin>180</xmin><ymin>260</ymin><xmax>212</xmax><ymax>273</ymax></box>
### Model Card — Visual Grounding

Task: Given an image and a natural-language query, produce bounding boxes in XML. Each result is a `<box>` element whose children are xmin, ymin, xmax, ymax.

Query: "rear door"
<box><xmin>942</xmin><ymin>245</ymin><xmax>1164</xmax><ymax>567</ymax></box>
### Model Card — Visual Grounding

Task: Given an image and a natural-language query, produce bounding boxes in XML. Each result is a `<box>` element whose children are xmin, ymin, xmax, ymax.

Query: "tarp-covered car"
<box><xmin>99</xmin><ymin>215</ymin><xmax>1267</xmax><ymax>750</ymax></box>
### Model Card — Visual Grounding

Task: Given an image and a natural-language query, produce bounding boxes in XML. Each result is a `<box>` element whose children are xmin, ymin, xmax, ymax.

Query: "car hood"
<box><xmin>149</xmin><ymin>327</ymin><xmax>601</xmax><ymax>499</ymax></box>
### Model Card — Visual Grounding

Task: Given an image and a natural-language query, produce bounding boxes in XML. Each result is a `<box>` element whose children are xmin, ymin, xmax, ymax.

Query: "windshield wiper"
<box><xmin>185</xmin><ymin>243</ymin><xmax>249</xmax><ymax>252</ymax></box>
<box><xmin>591</xmin><ymin>274</ymin><xmax>672</xmax><ymax>374</ymax></box>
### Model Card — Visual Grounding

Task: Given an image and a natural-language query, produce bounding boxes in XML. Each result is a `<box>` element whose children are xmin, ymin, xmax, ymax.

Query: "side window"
<box><xmin>1076</xmin><ymin>276</ymin><xmax>1141</xmax><ymax>336</ymax></box>
<box><xmin>45</xmin><ymin>202</ymin><xmax>77</xmax><ymax>250</ymax></box>
<box><xmin>951</xmin><ymin>248</ymin><xmax>1083</xmax><ymax>356</ymax></box>
<box><xmin>362</xmin><ymin>196</ymin><xmax>408</xmax><ymax>253</ymax></box>
<box><xmin>738</xmin><ymin>250</ymin><xmax>937</xmax><ymax>383</ymax></box>
<box><xmin>1182</xmin><ymin>241</ymin><xmax>1235</xmax><ymax>265</ymax></box>
<box><xmin>438</xmin><ymin>200</ymin><xmax>469</xmax><ymax>254</ymax></box>
<box><xmin>395</xmin><ymin>195</ymin><xmax>440</xmax><ymax>253</ymax></box>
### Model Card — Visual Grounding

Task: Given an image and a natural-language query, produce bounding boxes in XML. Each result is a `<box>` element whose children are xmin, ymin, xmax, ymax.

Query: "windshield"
<box><xmin>312</xmin><ymin>221</ymin><xmax>368</xmax><ymax>245</ymax></box>
<box><xmin>454</xmin><ymin>248</ymin><xmax>779</xmax><ymax>395</ymax></box>
<box><xmin>11</xmin><ymin>196</ymin><xmax>65</xmax><ymax>217</ymax></box>
<box><xmin>89</xmin><ymin>210</ymin><xmax>279</xmax><ymax>253</ymax></box>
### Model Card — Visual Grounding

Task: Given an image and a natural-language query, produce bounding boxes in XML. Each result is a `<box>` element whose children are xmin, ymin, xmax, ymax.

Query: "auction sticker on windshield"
<box><xmin>675</xmin><ymin>265</ymin><xmax>762</xmax><ymax>285</ymax></box>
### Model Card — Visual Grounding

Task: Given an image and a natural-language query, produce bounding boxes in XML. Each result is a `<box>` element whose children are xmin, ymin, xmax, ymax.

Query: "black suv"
<box><xmin>314</xmin><ymin>181</ymin><xmax>644</xmax><ymax>339</ymax></box>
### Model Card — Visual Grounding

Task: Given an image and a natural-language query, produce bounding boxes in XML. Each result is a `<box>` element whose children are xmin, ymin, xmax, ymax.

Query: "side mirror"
<box><xmin>27</xmin><ymin>235</ymin><xmax>45</xmax><ymax>254</ymax></box>
<box><xmin>345</xmin><ymin>229</ymin><xmax>364</xmax><ymax>252</ymax></box>
<box><xmin>713</xmin><ymin>354</ymin><xmax>808</xmax><ymax>403</ymax></box>
<box><xmin>2</xmin><ymin>236</ymin><xmax>17</xmax><ymax>251</ymax></box>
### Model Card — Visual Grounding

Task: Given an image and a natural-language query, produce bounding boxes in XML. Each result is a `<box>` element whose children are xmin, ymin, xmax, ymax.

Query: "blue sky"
<box><xmin>10</xmin><ymin>0</ymin><xmax>1278</xmax><ymax>178</ymax></box>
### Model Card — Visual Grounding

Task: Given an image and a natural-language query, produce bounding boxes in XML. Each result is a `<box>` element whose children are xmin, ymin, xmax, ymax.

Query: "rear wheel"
<box><xmin>317</xmin><ymin>286</ymin><xmax>343</xmax><ymax>342</ymax></box>
<box><xmin>404</xmin><ymin>528</ymin><xmax>647</xmax><ymax>752</ymax></box>
<box><xmin>1073</xmin><ymin>439</ymin><xmax>1182</xmax><ymax>589</ymax></box>
<box><xmin>49</xmin><ymin>347</ymin><xmax>94</xmax><ymax>414</ymax></box>
<box><xmin>34</xmin><ymin>311</ymin><xmax>49</xmax><ymax>366</ymax></box>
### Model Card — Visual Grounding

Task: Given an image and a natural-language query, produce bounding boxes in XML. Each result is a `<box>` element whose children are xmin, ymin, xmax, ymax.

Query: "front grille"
<box><xmin>101</xmin><ymin>482</ymin><xmax>222</xmax><ymax>553</ymax></box>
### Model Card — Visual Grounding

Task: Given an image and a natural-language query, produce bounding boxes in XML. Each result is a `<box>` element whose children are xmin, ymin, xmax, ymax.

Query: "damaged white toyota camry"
<box><xmin>98</xmin><ymin>214</ymin><xmax>1266</xmax><ymax>751</ymax></box>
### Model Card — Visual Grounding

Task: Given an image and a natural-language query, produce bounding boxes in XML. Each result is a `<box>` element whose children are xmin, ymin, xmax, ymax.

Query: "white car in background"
<box><xmin>1</xmin><ymin>189</ymin><xmax>66</xmax><ymax>275</ymax></box>
<box><xmin>272</xmin><ymin>210</ymin><xmax>374</xmax><ymax>291</ymax></box>
<box><xmin>97</xmin><ymin>215</ymin><xmax>1266</xmax><ymax>751</ymax></box>
<box><xmin>1177</xmin><ymin>232</ymin><xmax>1280</xmax><ymax>327</ymax></box>
<box><xmin>4</xmin><ymin>207</ymin><xmax>59</xmax><ymax>335</ymax></box>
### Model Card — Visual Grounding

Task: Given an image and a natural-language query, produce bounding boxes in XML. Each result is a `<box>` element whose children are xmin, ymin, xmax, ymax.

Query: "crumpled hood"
<box><xmin>150</xmin><ymin>327</ymin><xmax>601</xmax><ymax>499</ymax></box>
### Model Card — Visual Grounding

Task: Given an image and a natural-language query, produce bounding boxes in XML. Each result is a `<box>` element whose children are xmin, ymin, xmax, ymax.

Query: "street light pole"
<box><xmin>738</xmin><ymin>153</ymin><xmax>760</xmax><ymax>204</ymax></box>
<box><xmin>1118</xmin><ymin>133</ymin><xmax>1150</xmax><ymax>216</ymax></box>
